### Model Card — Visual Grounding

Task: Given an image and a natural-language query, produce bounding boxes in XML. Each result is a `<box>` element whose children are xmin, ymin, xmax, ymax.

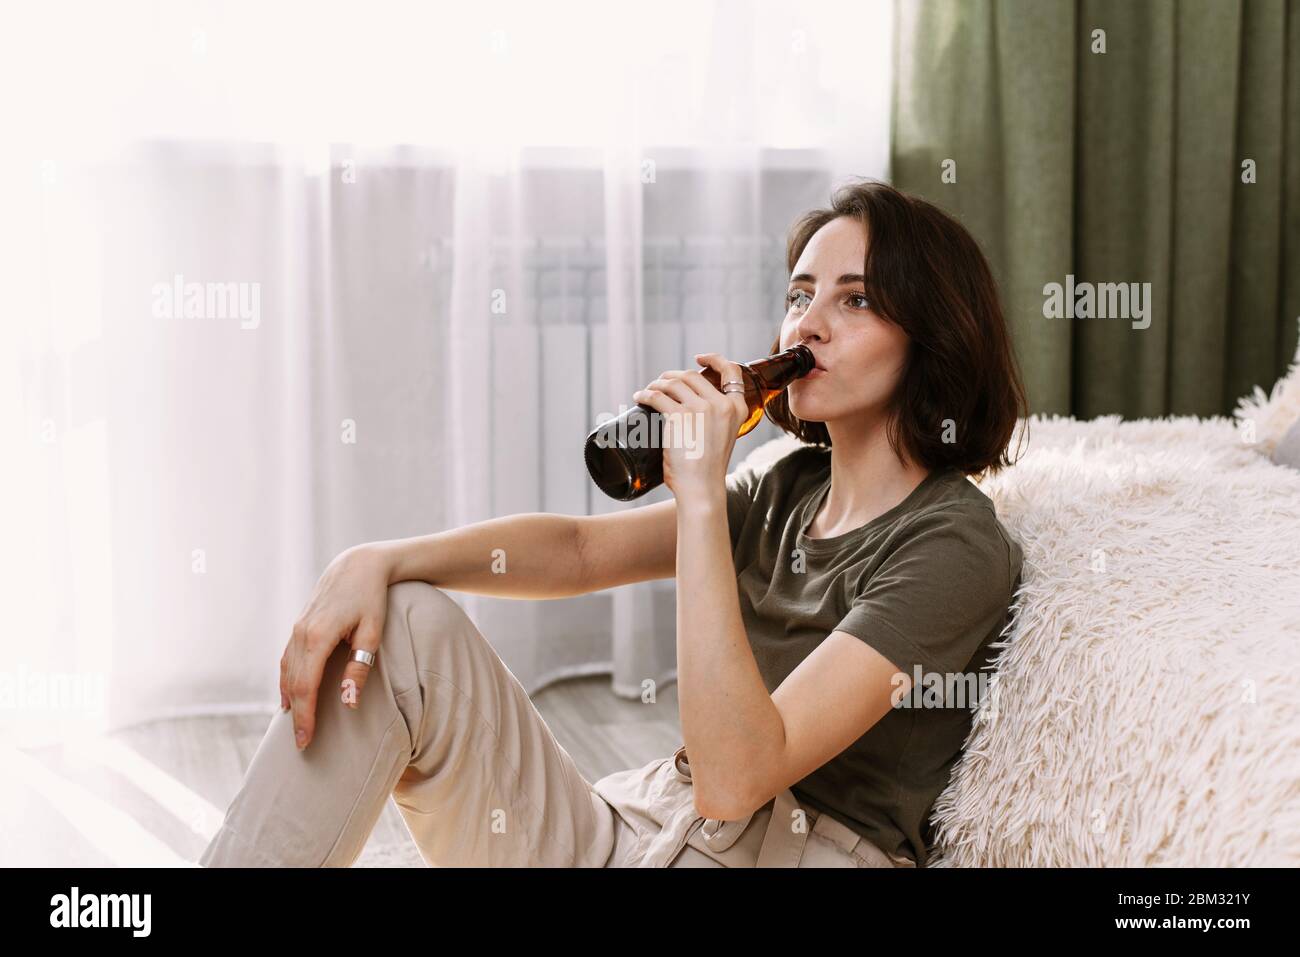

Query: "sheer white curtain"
<box><xmin>0</xmin><ymin>0</ymin><xmax>893</xmax><ymax>745</ymax></box>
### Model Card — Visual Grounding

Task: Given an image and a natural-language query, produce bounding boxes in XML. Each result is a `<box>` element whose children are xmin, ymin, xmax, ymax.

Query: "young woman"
<box><xmin>201</xmin><ymin>179</ymin><xmax>1028</xmax><ymax>869</ymax></box>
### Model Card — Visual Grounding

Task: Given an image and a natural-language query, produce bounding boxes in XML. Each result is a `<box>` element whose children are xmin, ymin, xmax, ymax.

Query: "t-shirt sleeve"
<box><xmin>831</xmin><ymin>504</ymin><xmax>1015</xmax><ymax>678</ymax></box>
<box><xmin>724</xmin><ymin>454</ymin><xmax>767</xmax><ymax>552</ymax></box>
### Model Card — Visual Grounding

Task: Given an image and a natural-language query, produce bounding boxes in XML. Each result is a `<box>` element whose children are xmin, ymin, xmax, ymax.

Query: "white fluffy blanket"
<box><xmin>738</xmin><ymin>413</ymin><xmax>1300</xmax><ymax>866</ymax></box>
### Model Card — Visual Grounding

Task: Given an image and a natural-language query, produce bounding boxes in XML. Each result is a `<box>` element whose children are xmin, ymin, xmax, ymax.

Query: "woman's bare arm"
<box><xmin>373</xmin><ymin>499</ymin><xmax>679</xmax><ymax>599</ymax></box>
<box><xmin>373</xmin><ymin>513</ymin><xmax>590</xmax><ymax>599</ymax></box>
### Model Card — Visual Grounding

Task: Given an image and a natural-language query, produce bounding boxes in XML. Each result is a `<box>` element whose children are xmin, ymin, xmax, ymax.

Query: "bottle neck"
<box><xmin>744</xmin><ymin>344</ymin><xmax>815</xmax><ymax>390</ymax></box>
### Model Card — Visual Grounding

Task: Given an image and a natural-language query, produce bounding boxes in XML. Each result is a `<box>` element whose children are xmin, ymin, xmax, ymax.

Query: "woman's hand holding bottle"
<box><xmin>629</xmin><ymin>353</ymin><xmax>750</xmax><ymax>502</ymax></box>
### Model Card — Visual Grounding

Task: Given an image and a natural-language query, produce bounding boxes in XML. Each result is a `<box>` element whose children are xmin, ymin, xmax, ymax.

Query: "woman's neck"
<box><xmin>809</xmin><ymin>420</ymin><xmax>932</xmax><ymax>538</ymax></box>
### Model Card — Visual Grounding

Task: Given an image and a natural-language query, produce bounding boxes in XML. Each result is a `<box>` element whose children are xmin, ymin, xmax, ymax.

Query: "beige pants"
<box><xmin>200</xmin><ymin>581</ymin><xmax>916</xmax><ymax>868</ymax></box>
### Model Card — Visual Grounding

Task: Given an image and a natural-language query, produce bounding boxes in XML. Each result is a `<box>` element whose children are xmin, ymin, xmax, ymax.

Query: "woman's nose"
<box><xmin>793</xmin><ymin>312</ymin><xmax>827</xmax><ymax>344</ymax></box>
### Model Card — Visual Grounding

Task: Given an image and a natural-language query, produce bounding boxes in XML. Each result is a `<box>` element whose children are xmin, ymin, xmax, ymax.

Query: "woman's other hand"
<box><xmin>281</xmin><ymin>543</ymin><xmax>392</xmax><ymax>750</ymax></box>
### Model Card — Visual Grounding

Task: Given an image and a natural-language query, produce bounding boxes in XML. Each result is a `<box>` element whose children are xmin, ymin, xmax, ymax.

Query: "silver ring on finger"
<box><xmin>350</xmin><ymin>648</ymin><xmax>376</xmax><ymax>668</ymax></box>
<box><xmin>721</xmin><ymin>381</ymin><xmax>744</xmax><ymax>394</ymax></box>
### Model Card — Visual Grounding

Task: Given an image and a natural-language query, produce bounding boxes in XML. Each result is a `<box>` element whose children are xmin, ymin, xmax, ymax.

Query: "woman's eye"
<box><xmin>785</xmin><ymin>289</ymin><xmax>869</xmax><ymax>312</ymax></box>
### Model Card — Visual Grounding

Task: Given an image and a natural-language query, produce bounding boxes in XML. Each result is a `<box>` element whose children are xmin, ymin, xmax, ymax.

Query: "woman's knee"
<box><xmin>386</xmin><ymin>580</ymin><xmax>467</xmax><ymax>626</ymax></box>
<box><xmin>382</xmin><ymin>581</ymin><xmax>484</xmax><ymax>671</ymax></box>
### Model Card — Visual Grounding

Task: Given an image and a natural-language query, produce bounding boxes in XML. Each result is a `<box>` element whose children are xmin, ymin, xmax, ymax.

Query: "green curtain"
<box><xmin>891</xmin><ymin>0</ymin><xmax>1300</xmax><ymax>418</ymax></box>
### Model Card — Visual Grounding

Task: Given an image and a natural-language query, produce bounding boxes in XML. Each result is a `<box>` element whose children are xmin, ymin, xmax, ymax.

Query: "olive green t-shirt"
<box><xmin>724</xmin><ymin>443</ymin><xmax>1024</xmax><ymax>867</ymax></box>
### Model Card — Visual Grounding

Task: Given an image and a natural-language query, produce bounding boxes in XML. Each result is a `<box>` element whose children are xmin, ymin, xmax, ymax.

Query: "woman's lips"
<box><xmin>805</xmin><ymin>367</ymin><xmax>828</xmax><ymax>378</ymax></box>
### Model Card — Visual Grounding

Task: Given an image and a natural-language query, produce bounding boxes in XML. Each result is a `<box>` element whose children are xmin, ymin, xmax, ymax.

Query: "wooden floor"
<box><xmin>0</xmin><ymin>675</ymin><xmax>681</xmax><ymax>867</ymax></box>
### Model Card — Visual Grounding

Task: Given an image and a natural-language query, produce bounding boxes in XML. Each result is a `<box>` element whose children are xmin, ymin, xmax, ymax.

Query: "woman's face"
<box><xmin>778</xmin><ymin>215</ymin><xmax>910</xmax><ymax>427</ymax></box>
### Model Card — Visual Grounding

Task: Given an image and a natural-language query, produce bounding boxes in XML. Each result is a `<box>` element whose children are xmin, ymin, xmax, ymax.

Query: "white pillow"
<box><xmin>1273</xmin><ymin>417</ymin><xmax>1300</xmax><ymax>471</ymax></box>
<box><xmin>1234</xmin><ymin>316</ymin><xmax>1300</xmax><ymax>456</ymax></box>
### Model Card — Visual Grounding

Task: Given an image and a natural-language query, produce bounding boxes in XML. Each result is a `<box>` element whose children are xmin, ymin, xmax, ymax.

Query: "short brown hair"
<box><xmin>765</xmin><ymin>178</ymin><xmax>1029</xmax><ymax>480</ymax></box>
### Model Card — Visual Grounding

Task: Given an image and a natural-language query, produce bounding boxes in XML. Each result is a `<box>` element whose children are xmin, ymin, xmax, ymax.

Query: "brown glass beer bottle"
<box><xmin>583</xmin><ymin>342</ymin><xmax>815</xmax><ymax>501</ymax></box>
